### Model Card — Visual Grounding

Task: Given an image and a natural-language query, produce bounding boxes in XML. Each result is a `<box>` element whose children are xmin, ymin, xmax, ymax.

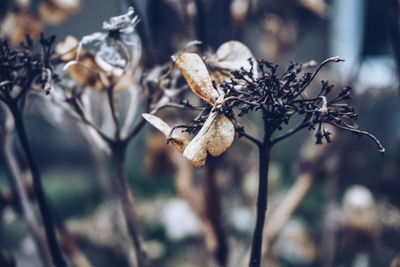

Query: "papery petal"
<box><xmin>208</xmin><ymin>41</ymin><xmax>258</xmax><ymax>76</ymax></box>
<box><xmin>55</xmin><ymin>35</ymin><xmax>79</xmax><ymax>61</ymax></box>
<box><xmin>183</xmin><ymin>112</ymin><xmax>235</xmax><ymax>168</ymax></box>
<box><xmin>142</xmin><ymin>113</ymin><xmax>188</xmax><ymax>153</ymax></box>
<box><xmin>175</xmin><ymin>52</ymin><xmax>219</xmax><ymax>106</ymax></box>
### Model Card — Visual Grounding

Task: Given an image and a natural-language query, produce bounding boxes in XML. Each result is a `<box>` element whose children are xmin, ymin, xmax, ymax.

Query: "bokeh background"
<box><xmin>0</xmin><ymin>0</ymin><xmax>399</xmax><ymax>266</ymax></box>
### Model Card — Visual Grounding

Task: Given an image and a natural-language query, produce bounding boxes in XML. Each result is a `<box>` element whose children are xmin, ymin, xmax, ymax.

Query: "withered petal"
<box><xmin>183</xmin><ymin>111</ymin><xmax>235</xmax><ymax>168</ymax></box>
<box><xmin>209</xmin><ymin>41</ymin><xmax>257</xmax><ymax>75</ymax></box>
<box><xmin>142</xmin><ymin>113</ymin><xmax>188</xmax><ymax>153</ymax></box>
<box><xmin>175</xmin><ymin>52</ymin><xmax>219</xmax><ymax>106</ymax></box>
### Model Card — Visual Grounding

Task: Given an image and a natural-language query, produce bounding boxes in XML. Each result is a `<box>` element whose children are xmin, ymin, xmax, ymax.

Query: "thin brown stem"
<box><xmin>8</xmin><ymin>102</ymin><xmax>66</xmax><ymax>267</ymax></box>
<box><xmin>271</xmin><ymin>120</ymin><xmax>309</xmax><ymax>145</ymax></box>
<box><xmin>107</xmin><ymin>86</ymin><xmax>121</xmax><ymax>140</ymax></box>
<box><xmin>0</xmin><ymin>111</ymin><xmax>53</xmax><ymax>267</ymax></box>
<box><xmin>249</xmin><ymin>143</ymin><xmax>272</xmax><ymax>267</ymax></box>
<box><xmin>111</xmin><ymin>143</ymin><xmax>148</xmax><ymax>267</ymax></box>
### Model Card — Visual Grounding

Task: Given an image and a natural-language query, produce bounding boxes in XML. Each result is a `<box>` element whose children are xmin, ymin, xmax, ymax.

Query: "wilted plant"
<box><xmin>143</xmin><ymin>42</ymin><xmax>384</xmax><ymax>266</ymax></box>
<box><xmin>0</xmin><ymin>35</ymin><xmax>67</xmax><ymax>266</ymax></box>
<box><xmin>49</xmin><ymin>7</ymin><xmax>154</xmax><ymax>266</ymax></box>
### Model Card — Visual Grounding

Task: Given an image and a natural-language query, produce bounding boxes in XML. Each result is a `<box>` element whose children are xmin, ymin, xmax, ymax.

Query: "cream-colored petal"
<box><xmin>208</xmin><ymin>41</ymin><xmax>257</xmax><ymax>75</ymax></box>
<box><xmin>175</xmin><ymin>52</ymin><xmax>219</xmax><ymax>105</ymax></box>
<box><xmin>183</xmin><ymin>112</ymin><xmax>235</xmax><ymax>168</ymax></box>
<box><xmin>142</xmin><ymin>113</ymin><xmax>188</xmax><ymax>153</ymax></box>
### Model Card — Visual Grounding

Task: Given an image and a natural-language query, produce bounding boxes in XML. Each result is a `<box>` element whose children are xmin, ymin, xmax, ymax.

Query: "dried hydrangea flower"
<box><xmin>55</xmin><ymin>35</ymin><xmax>130</xmax><ymax>91</ymax></box>
<box><xmin>63</xmin><ymin>7</ymin><xmax>141</xmax><ymax>73</ymax></box>
<box><xmin>144</xmin><ymin>52</ymin><xmax>235</xmax><ymax>168</ymax></box>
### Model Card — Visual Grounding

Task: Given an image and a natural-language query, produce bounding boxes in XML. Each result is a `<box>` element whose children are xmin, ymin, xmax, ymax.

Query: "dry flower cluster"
<box><xmin>0</xmin><ymin>3</ymin><xmax>389</xmax><ymax>267</ymax></box>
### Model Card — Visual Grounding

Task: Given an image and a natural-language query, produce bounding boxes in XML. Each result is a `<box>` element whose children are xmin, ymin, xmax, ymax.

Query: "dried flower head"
<box><xmin>63</xmin><ymin>7</ymin><xmax>141</xmax><ymax>74</ymax></box>
<box><xmin>0</xmin><ymin>35</ymin><xmax>56</xmax><ymax>103</ymax></box>
<box><xmin>221</xmin><ymin>57</ymin><xmax>385</xmax><ymax>153</ymax></box>
<box><xmin>144</xmin><ymin>52</ymin><xmax>235</xmax><ymax>168</ymax></box>
<box><xmin>55</xmin><ymin>35</ymin><xmax>131</xmax><ymax>91</ymax></box>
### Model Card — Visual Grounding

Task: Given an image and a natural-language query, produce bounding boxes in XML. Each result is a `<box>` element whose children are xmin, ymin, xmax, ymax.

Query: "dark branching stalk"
<box><xmin>0</xmin><ymin>106</ymin><xmax>53</xmax><ymax>267</ymax></box>
<box><xmin>249</xmin><ymin>141</ymin><xmax>271</xmax><ymax>267</ymax></box>
<box><xmin>225</xmin><ymin>58</ymin><xmax>384</xmax><ymax>267</ymax></box>
<box><xmin>169</xmin><ymin>56</ymin><xmax>384</xmax><ymax>267</ymax></box>
<box><xmin>0</xmin><ymin>36</ymin><xmax>67</xmax><ymax>267</ymax></box>
<box><xmin>9</xmin><ymin>102</ymin><xmax>67</xmax><ymax>267</ymax></box>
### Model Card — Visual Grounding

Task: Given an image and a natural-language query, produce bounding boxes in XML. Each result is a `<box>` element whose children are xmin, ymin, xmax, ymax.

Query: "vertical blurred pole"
<box><xmin>330</xmin><ymin>0</ymin><xmax>365</xmax><ymax>77</ymax></box>
<box><xmin>205</xmin><ymin>157</ymin><xmax>229</xmax><ymax>266</ymax></box>
<box><xmin>388</xmin><ymin>0</ymin><xmax>400</xmax><ymax>93</ymax></box>
<box><xmin>194</xmin><ymin>0</ymin><xmax>207</xmax><ymax>51</ymax></box>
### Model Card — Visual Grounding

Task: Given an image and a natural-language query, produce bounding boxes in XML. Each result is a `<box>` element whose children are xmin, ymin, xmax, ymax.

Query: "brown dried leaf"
<box><xmin>175</xmin><ymin>52</ymin><xmax>219</xmax><ymax>105</ymax></box>
<box><xmin>142</xmin><ymin>113</ymin><xmax>188</xmax><ymax>153</ymax></box>
<box><xmin>183</xmin><ymin>111</ymin><xmax>235</xmax><ymax>168</ymax></box>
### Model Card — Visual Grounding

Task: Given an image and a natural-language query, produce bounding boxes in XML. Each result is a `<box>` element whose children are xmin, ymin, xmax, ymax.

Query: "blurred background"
<box><xmin>0</xmin><ymin>0</ymin><xmax>399</xmax><ymax>266</ymax></box>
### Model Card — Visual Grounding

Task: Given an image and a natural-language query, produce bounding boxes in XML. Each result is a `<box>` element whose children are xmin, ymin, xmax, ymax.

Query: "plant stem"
<box><xmin>111</xmin><ymin>143</ymin><xmax>148</xmax><ymax>267</ymax></box>
<box><xmin>0</xmin><ymin>115</ymin><xmax>53</xmax><ymax>267</ymax></box>
<box><xmin>205</xmin><ymin>157</ymin><xmax>228</xmax><ymax>266</ymax></box>
<box><xmin>249</xmin><ymin>143</ymin><xmax>271</xmax><ymax>267</ymax></box>
<box><xmin>8</xmin><ymin>103</ymin><xmax>66</xmax><ymax>267</ymax></box>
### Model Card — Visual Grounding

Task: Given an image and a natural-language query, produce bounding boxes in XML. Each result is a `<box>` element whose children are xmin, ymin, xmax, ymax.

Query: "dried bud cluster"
<box><xmin>221</xmin><ymin>58</ymin><xmax>385</xmax><ymax>152</ymax></box>
<box><xmin>144</xmin><ymin>43</ymin><xmax>384</xmax><ymax>168</ymax></box>
<box><xmin>0</xmin><ymin>35</ymin><xmax>55</xmax><ymax>103</ymax></box>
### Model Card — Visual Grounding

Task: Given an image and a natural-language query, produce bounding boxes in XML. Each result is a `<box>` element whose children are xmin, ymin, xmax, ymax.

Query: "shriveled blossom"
<box><xmin>55</xmin><ymin>35</ymin><xmax>132</xmax><ymax>91</ymax></box>
<box><xmin>63</xmin><ymin>7</ymin><xmax>141</xmax><ymax>75</ymax></box>
<box><xmin>220</xmin><ymin>57</ymin><xmax>385</xmax><ymax>153</ymax></box>
<box><xmin>0</xmin><ymin>35</ymin><xmax>55</xmax><ymax>101</ymax></box>
<box><xmin>144</xmin><ymin>52</ymin><xmax>235</xmax><ymax>168</ymax></box>
<box><xmin>143</xmin><ymin>41</ymin><xmax>259</xmax><ymax>167</ymax></box>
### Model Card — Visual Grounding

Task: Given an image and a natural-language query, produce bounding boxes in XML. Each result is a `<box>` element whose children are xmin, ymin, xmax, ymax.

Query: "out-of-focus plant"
<box><xmin>0</xmin><ymin>35</ymin><xmax>67</xmax><ymax>266</ymax></box>
<box><xmin>0</xmin><ymin>0</ymin><xmax>80</xmax><ymax>45</ymax></box>
<box><xmin>51</xmin><ymin>7</ymin><xmax>150</xmax><ymax>266</ymax></box>
<box><xmin>143</xmin><ymin>41</ymin><xmax>384</xmax><ymax>266</ymax></box>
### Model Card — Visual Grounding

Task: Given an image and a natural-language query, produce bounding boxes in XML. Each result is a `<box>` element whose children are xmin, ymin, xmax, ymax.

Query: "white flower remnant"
<box><xmin>63</xmin><ymin>7</ymin><xmax>140</xmax><ymax>72</ymax></box>
<box><xmin>143</xmin><ymin>52</ymin><xmax>235</xmax><ymax>168</ymax></box>
<box><xmin>102</xmin><ymin>6</ymin><xmax>139</xmax><ymax>33</ymax></box>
